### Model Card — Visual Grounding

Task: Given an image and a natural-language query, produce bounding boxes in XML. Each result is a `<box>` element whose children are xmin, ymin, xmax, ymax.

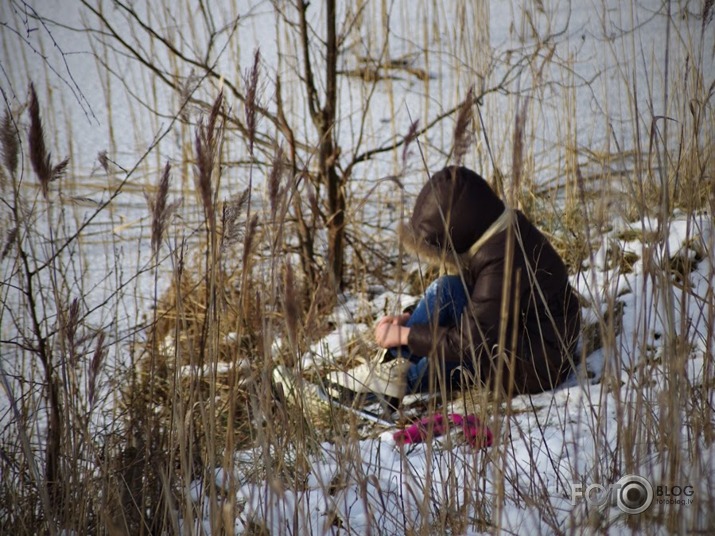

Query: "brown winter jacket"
<box><xmin>401</xmin><ymin>166</ymin><xmax>581</xmax><ymax>395</ymax></box>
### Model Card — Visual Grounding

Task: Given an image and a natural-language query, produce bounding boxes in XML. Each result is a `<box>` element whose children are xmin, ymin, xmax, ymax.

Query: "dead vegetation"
<box><xmin>1</xmin><ymin>1</ymin><xmax>713</xmax><ymax>534</ymax></box>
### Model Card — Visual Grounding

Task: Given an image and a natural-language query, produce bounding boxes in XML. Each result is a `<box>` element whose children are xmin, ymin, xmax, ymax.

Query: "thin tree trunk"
<box><xmin>322</xmin><ymin>0</ymin><xmax>344</xmax><ymax>288</ymax></box>
<box><xmin>299</xmin><ymin>0</ymin><xmax>345</xmax><ymax>288</ymax></box>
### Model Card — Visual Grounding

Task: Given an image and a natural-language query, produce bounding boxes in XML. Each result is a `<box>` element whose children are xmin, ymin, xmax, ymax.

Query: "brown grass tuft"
<box><xmin>135</xmin><ymin>265</ymin><xmax>260</xmax><ymax>452</ymax></box>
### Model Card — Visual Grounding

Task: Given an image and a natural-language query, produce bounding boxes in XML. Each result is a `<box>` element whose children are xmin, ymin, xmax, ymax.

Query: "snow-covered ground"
<box><xmin>207</xmin><ymin>211</ymin><xmax>714</xmax><ymax>535</ymax></box>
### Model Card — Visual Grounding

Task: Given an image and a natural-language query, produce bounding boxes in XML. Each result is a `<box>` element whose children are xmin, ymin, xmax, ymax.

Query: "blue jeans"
<box><xmin>390</xmin><ymin>275</ymin><xmax>469</xmax><ymax>393</ymax></box>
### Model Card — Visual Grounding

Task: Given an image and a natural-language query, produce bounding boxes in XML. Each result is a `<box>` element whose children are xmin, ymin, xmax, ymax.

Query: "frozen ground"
<box><xmin>206</xmin><ymin>211</ymin><xmax>715</xmax><ymax>535</ymax></box>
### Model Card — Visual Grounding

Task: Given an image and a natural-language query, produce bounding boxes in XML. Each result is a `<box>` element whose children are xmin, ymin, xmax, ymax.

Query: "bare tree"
<box><xmin>298</xmin><ymin>0</ymin><xmax>344</xmax><ymax>287</ymax></box>
<box><xmin>72</xmin><ymin>2</ymin><xmax>476</xmax><ymax>286</ymax></box>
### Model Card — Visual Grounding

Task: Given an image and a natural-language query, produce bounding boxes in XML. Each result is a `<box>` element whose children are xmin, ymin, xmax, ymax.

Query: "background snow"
<box><xmin>222</xmin><ymin>212</ymin><xmax>714</xmax><ymax>535</ymax></box>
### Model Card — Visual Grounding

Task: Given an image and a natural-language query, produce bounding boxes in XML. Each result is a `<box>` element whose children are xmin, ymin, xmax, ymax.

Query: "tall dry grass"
<box><xmin>1</xmin><ymin>0</ymin><xmax>713</xmax><ymax>534</ymax></box>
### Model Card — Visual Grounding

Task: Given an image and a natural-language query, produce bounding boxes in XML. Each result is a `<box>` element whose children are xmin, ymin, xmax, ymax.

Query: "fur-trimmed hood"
<box><xmin>398</xmin><ymin>166</ymin><xmax>508</xmax><ymax>272</ymax></box>
<box><xmin>398</xmin><ymin>208</ymin><xmax>514</xmax><ymax>273</ymax></box>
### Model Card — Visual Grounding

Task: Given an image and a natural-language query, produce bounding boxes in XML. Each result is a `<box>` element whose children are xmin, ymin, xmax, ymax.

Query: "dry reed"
<box><xmin>1</xmin><ymin>110</ymin><xmax>18</xmax><ymax>177</ymax></box>
<box><xmin>1</xmin><ymin>1</ymin><xmax>713</xmax><ymax>534</ymax></box>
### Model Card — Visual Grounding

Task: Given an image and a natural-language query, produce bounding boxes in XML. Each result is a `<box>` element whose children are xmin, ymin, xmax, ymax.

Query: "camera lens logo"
<box><xmin>615</xmin><ymin>475</ymin><xmax>654</xmax><ymax>514</ymax></box>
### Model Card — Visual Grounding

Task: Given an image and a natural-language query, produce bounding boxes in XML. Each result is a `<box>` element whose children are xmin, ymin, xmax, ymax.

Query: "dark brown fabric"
<box><xmin>402</xmin><ymin>166</ymin><xmax>581</xmax><ymax>395</ymax></box>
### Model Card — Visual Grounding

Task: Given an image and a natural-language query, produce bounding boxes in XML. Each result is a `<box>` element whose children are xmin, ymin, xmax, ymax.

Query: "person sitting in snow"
<box><xmin>329</xmin><ymin>166</ymin><xmax>581</xmax><ymax>402</ymax></box>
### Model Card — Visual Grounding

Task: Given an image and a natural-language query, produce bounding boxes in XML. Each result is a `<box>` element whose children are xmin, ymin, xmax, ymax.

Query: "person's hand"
<box><xmin>375</xmin><ymin>313</ymin><xmax>411</xmax><ymax>328</ymax></box>
<box><xmin>374</xmin><ymin>314</ymin><xmax>411</xmax><ymax>348</ymax></box>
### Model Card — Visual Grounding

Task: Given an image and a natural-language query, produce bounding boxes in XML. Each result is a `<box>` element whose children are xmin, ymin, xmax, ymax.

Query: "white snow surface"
<box><xmin>189</xmin><ymin>212</ymin><xmax>715</xmax><ymax>535</ymax></box>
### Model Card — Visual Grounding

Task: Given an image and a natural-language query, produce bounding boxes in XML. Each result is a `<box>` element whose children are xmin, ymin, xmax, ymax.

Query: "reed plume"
<box><xmin>146</xmin><ymin>161</ymin><xmax>180</xmax><ymax>256</ymax></box>
<box><xmin>242</xmin><ymin>214</ymin><xmax>258</xmax><ymax>272</ymax></box>
<box><xmin>453</xmin><ymin>86</ymin><xmax>475</xmax><ymax>165</ymax></box>
<box><xmin>195</xmin><ymin>91</ymin><xmax>224</xmax><ymax>229</ymax></box>
<box><xmin>28</xmin><ymin>83</ymin><xmax>68</xmax><ymax>197</ymax></box>
<box><xmin>244</xmin><ymin>49</ymin><xmax>261</xmax><ymax>155</ymax></box>
<box><xmin>65</xmin><ymin>297</ymin><xmax>80</xmax><ymax>350</ymax></box>
<box><xmin>1</xmin><ymin>227</ymin><xmax>17</xmax><ymax>260</ymax></box>
<box><xmin>704</xmin><ymin>0</ymin><xmax>714</xmax><ymax>32</ymax></box>
<box><xmin>239</xmin><ymin>213</ymin><xmax>259</xmax><ymax>318</ymax></box>
<box><xmin>283</xmin><ymin>260</ymin><xmax>300</xmax><ymax>346</ymax></box>
<box><xmin>1</xmin><ymin>109</ymin><xmax>19</xmax><ymax>177</ymax></box>
<box><xmin>511</xmin><ymin>96</ymin><xmax>528</xmax><ymax>206</ymax></box>
<box><xmin>220</xmin><ymin>189</ymin><xmax>250</xmax><ymax>253</ymax></box>
<box><xmin>97</xmin><ymin>150</ymin><xmax>109</xmax><ymax>173</ymax></box>
<box><xmin>268</xmin><ymin>147</ymin><xmax>285</xmax><ymax>219</ymax></box>
<box><xmin>88</xmin><ymin>331</ymin><xmax>106</xmax><ymax>408</ymax></box>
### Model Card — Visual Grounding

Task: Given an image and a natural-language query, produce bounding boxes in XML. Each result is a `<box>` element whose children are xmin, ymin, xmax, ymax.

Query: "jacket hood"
<box><xmin>399</xmin><ymin>166</ymin><xmax>506</xmax><ymax>267</ymax></box>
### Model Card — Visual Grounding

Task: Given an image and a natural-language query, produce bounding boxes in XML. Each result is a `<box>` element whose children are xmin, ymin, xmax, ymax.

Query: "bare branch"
<box><xmin>297</xmin><ymin>0</ymin><xmax>321</xmax><ymax>123</ymax></box>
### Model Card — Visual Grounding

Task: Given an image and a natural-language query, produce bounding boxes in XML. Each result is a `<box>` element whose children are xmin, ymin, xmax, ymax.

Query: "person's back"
<box><xmin>397</xmin><ymin>166</ymin><xmax>581</xmax><ymax>396</ymax></box>
<box><xmin>461</xmin><ymin>208</ymin><xmax>581</xmax><ymax>394</ymax></box>
<box><xmin>329</xmin><ymin>166</ymin><xmax>581</xmax><ymax>402</ymax></box>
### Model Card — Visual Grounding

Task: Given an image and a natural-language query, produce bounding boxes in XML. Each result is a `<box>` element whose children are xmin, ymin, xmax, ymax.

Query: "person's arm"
<box><xmin>406</xmin><ymin>259</ymin><xmax>515</xmax><ymax>365</ymax></box>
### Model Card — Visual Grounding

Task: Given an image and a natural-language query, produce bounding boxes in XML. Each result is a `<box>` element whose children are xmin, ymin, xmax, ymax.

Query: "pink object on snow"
<box><xmin>393</xmin><ymin>413</ymin><xmax>493</xmax><ymax>448</ymax></box>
